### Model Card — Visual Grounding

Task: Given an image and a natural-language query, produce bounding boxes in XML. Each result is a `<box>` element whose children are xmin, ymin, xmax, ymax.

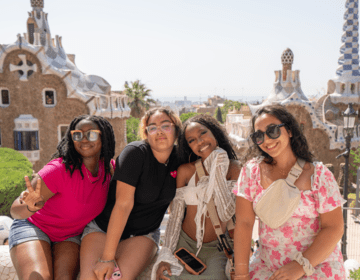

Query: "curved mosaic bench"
<box><xmin>0</xmin><ymin>246</ymin><xmax>18</xmax><ymax>280</ymax></box>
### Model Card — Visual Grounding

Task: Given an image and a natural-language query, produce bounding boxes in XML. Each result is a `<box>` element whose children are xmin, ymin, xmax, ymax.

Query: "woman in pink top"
<box><xmin>9</xmin><ymin>115</ymin><xmax>115</xmax><ymax>280</ymax></box>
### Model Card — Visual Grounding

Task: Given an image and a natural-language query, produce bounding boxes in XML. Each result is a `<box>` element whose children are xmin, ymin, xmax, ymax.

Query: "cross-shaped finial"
<box><xmin>9</xmin><ymin>54</ymin><xmax>37</xmax><ymax>81</ymax></box>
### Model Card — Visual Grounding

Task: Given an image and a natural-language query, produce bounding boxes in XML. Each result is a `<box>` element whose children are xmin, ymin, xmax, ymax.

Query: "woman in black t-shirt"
<box><xmin>80</xmin><ymin>108</ymin><xmax>182</xmax><ymax>280</ymax></box>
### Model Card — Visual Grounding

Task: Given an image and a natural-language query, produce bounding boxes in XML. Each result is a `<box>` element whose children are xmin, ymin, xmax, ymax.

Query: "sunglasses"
<box><xmin>70</xmin><ymin>130</ymin><xmax>102</xmax><ymax>142</ymax></box>
<box><xmin>250</xmin><ymin>123</ymin><xmax>286</xmax><ymax>145</ymax></box>
<box><xmin>146</xmin><ymin>123</ymin><xmax>174</xmax><ymax>135</ymax></box>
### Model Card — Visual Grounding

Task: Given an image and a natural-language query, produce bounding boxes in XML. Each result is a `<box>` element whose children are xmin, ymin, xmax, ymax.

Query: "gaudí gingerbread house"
<box><xmin>227</xmin><ymin>0</ymin><xmax>360</xmax><ymax>179</ymax></box>
<box><xmin>0</xmin><ymin>0</ymin><xmax>130</xmax><ymax>171</ymax></box>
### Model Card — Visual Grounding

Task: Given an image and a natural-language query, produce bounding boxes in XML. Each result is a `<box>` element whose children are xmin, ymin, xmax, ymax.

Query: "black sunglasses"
<box><xmin>250</xmin><ymin>123</ymin><xmax>286</xmax><ymax>145</ymax></box>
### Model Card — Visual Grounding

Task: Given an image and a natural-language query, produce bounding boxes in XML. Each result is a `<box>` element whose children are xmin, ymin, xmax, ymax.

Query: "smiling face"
<box><xmin>146</xmin><ymin>111</ymin><xmax>176</xmax><ymax>153</ymax></box>
<box><xmin>253</xmin><ymin>113</ymin><xmax>293</xmax><ymax>159</ymax></box>
<box><xmin>73</xmin><ymin>119</ymin><xmax>102</xmax><ymax>159</ymax></box>
<box><xmin>185</xmin><ymin>122</ymin><xmax>217</xmax><ymax>160</ymax></box>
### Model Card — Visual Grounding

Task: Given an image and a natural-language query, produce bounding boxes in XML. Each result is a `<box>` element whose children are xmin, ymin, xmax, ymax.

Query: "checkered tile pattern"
<box><xmin>337</xmin><ymin>0</ymin><xmax>360</xmax><ymax>77</ymax></box>
<box><xmin>27</xmin><ymin>9</ymin><xmax>112</xmax><ymax>95</ymax></box>
<box><xmin>31</xmin><ymin>0</ymin><xmax>43</xmax><ymax>8</ymax></box>
<box><xmin>281</xmin><ymin>48</ymin><xmax>294</xmax><ymax>65</ymax></box>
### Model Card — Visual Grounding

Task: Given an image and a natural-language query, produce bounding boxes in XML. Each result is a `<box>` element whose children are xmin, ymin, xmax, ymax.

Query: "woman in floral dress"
<box><xmin>233</xmin><ymin>105</ymin><xmax>345</xmax><ymax>280</ymax></box>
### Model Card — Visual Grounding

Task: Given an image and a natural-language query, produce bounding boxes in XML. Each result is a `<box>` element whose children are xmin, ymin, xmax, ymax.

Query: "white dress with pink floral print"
<box><xmin>234</xmin><ymin>158</ymin><xmax>346</xmax><ymax>280</ymax></box>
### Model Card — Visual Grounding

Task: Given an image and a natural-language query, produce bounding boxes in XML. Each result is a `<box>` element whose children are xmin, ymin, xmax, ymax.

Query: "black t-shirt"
<box><xmin>95</xmin><ymin>141</ymin><xmax>180</xmax><ymax>238</ymax></box>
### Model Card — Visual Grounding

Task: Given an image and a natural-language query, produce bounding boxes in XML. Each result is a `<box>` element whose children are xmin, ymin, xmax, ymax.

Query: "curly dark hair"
<box><xmin>178</xmin><ymin>114</ymin><xmax>237</xmax><ymax>164</ymax></box>
<box><xmin>51</xmin><ymin>115</ymin><xmax>115</xmax><ymax>183</ymax></box>
<box><xmin>247</xmin><ymin>104</ymin><xmax>313</xmax><ymax>164</ymax></box>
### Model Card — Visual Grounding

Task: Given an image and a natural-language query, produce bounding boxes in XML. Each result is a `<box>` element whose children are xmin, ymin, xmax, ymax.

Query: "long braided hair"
<box><xmin>178</xmin><ymin>114</ymin><xmax>237</xmax><ymax>164</ymax></box>
<box><xmin>51</xmin><ymin>115</ymin><xmax>115</xmax><ymax>183</ymax></box>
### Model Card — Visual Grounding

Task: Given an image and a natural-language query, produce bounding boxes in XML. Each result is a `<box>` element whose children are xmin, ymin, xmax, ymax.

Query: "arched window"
<box><xmin>341</xmin><ymin>83</ymin><xmax>345</xmax><ymax>94</ymax></box>
<box><xmin>351</xmin><ymin>84</ymin><xmax>356</xmax><ymax>94</ymax></box>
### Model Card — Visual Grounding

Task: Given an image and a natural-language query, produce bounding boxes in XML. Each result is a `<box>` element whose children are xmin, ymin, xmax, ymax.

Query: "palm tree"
<box><xmin>124</xmin><ymin>80</ymin><xmax>156</xmax><ymax>118</ymax></box>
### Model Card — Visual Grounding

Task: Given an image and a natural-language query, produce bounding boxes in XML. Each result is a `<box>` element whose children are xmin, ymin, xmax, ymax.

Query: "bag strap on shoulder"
<box><xmin>194</xmin><ymin>159</ymin><xmax>234</xmax><ymax>259</ymax></box>
<box><xmin>286</xmin><ymin>158</ymin><xmax>306</xmax><ymax>187</ymax></box>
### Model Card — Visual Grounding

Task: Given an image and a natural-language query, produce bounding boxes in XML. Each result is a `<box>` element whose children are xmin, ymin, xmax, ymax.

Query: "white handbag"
<box><xmin>254</xmin><ymin>159</ymin><xmax>305</xmax><ymax>229</ymax></box>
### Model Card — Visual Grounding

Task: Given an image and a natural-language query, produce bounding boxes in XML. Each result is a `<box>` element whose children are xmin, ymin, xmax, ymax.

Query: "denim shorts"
<box><xmin>8</xmin><ymin>219</ymin><xmax>81</xmax><ymax>250</ymax></box>
<box><xmin>82</xmin><ymin>220</ymin><xmax>160</xmax><ymax>247</ymax></box>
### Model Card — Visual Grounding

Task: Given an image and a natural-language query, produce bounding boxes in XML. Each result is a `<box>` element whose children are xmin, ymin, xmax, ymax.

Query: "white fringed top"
<box><xmin>151</xmin><ymin>147</ymin><xmax>237</xmax><ymax>279</ymax></box>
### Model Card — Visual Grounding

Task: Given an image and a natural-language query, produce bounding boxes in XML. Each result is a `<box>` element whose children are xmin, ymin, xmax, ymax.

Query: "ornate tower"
<box><xmin>31</xmin><ymin>0</ymin><xmax>44</xmax><ymax>9</ymax></box>
<box><xmin>329</xmin><ymin>0</ymin><xmax>360</xmax><ymax>104</ymax></box>
<box><xmin>26</xmin><ymin>0</ymin><xmax>50</xmax><ymax>46</ymax></box>
<box><xmin>281</xmin><ymin>48</ymin><xmax>293</xmax><ymax>81</ymax></box>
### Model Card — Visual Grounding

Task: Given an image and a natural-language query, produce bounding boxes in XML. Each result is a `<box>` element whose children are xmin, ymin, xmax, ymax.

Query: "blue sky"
<box><xmin>0</xmin><ymin>0</ymin><xmax>347</xmax><ymax>102</ymax></box>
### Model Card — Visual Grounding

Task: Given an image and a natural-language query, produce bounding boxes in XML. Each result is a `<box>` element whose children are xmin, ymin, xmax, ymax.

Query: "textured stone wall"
<box><xmin>109</xmin><ymin>118</ymin><xmax>127</xmax><ymax>158</ymax></box>
<box><xmin>283</xmin><ymin>104</ymin><xmax>345</xmax><ymax>179</ymax></box>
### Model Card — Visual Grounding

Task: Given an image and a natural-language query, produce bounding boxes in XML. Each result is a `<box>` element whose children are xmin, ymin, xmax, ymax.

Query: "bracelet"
<box><xmin>293</xmin><ymin>252</ymin><xmax>315</xmax><ymax>276</ymax></box>
<box><xmin>233</xmin><ymin>274</ymin><xmax>249</xmax><ymax>279</ymax></box>
<box><xmin>97</xmin><ymin>258</ymin><xmax>117</xmax><ymax>266</ymax></box>
<box><xmin>26</xmin><ymin>205</ymin><xmax>38</xmax><ymax>213</ymax></box>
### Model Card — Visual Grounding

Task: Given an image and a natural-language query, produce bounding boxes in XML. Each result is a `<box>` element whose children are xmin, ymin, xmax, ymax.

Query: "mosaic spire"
<box><xmin>336</xmin><ymin>0</ymin><xmax>360</xmax><ymax>78</ymax></box>
<box><xmin>281</xmin><ymin>48</ymin><xmax>293</xmax><ymax>81</ymax></box>
<box><xmin>31</xmin><ymin>0</ymin><xmax>44</xmax><ymax>9</ymax></box>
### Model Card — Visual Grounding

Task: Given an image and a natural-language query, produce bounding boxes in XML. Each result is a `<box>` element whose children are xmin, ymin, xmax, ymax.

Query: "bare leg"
<box><xmin>115</xmin><ymin>236</ymin><xmax>157</xmax><ymax>280</ymax></box>
<box><xmin>53</xmin><ymin>241</ymin><xmax>80</xmax><ymax>280</ymax></box>
<box><xmin>10</xmin><ymin>240</ymin><xmax>53</xmax><ymax>280</ymax></box>
<box><xmin>80</xmin><ymin>233</ymin><xmax>157</xmax><ymax>280</ymax></box>
<box><xmin>80</xmin><ymin>232</ymin><xmax>107</xmax><ymax>280</ymax></box>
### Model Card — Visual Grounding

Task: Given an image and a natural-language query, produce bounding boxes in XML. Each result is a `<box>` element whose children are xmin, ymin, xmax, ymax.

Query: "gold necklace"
<box><xmin>85</xmin><ymin>165</ymin><xmax>101</xmax><ymax>184</ymax></box>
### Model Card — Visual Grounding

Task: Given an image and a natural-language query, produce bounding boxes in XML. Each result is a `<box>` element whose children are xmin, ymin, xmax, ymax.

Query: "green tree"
<box><xmin>180</xmin><ymin>112</ymin><xmax>199</xmax><ymax>123</ymax></box>
<box><xmin>350</xmin><ymin>267</ymin><xmax>360</xmax><ymax>280</ymax></box>
<box><xmin>215</xmin><ymin>106</ymin><xmax>223</xmax><ymax>123</ymax></box>
<box><xmin>0</xmin><ymin>148</ymin><xmax>33</xmax><ymax>216</ymax></box>
<box><xmin>126</xmin><ymin>117</ymin><xmax>141</xmax><ymax>143</ymax></box>
<box><xmin>220</xmin><ymin>100</ymin><xmax>246</xmax><ymax>122</ymax></box>
<box><xmin>350</xmin><ymin>148</ymin><xmax>360</xmax><ymax>177</ymax></box>
<box><xmin>124</xmin><ymin>80</ymin><xmax>156</xmax><ymax>118</ymax></box>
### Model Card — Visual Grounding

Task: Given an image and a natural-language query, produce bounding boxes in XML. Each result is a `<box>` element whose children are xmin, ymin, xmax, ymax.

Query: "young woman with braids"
<box><xmin>233</xmin><ymin>105</ymin><xmax>345</xmax><ymax>280</ymax></box>
<box><xmin>9</xmin><ymin>115</ymin><xmax>115</xmax><ymax>280</ymax></box>
<box><xmin>80</xmin><ymin>108</ymin><xmax>182</xmax><ymax>280</ymax></box>
<box><xmin>153</xmin><ymin>114</ymin><xmax>241</xmax><ymax>280</ymax></box>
